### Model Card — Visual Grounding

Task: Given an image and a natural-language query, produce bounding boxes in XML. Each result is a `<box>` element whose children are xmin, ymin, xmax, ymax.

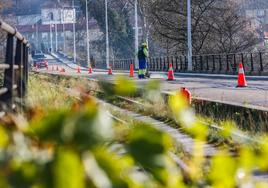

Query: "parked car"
<box><xmin>33</xmin><ymin>53</ymin><xmax>48</xmax><ymax>68</ymax></box>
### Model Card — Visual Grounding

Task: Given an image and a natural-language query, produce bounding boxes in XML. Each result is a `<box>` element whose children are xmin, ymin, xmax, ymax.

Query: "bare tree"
<box><xmin>141</xmin><ymin>0</ymin><xmax>258</xmax><ymax>55</ymax></box>
<box><xmin>207</xmin><ymin>1</ymin><xmax>258</xmax><ymax>53</ymax></box>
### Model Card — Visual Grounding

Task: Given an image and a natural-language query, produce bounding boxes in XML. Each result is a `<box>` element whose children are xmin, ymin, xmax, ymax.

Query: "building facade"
<box><xmin>11</xmin><ymin>1</ymin><xmax>102</xmax><ymax>53</ymax></box>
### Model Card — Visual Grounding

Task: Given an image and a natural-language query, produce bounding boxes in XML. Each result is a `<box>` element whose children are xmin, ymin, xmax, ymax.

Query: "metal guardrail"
<box><xmin>94</xmin><ymin>52</ymin><xmax>268</xmax><ymax>75</ymax></box>
<box><xmin>0</xmin><ymin>20</ymin><xmax>29</xmax><ymax>113</ymax></box>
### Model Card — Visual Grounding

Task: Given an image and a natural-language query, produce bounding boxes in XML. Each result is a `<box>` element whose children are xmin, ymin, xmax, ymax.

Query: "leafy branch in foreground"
<box><xmin>0</xmin><ymin>75</ymin><xmax>267</xmax><ymax>187</ymax></box>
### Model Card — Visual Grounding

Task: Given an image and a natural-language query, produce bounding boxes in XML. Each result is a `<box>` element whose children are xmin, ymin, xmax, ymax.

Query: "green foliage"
<box><xmin>52</xmin><ymin>148</ymin><xmax>85</xmax><ymax>188</ymax></box>
<box><xmin>85</xmin><ymin>0</ymin><xmax>135</xmax><ymax>59</ymax></box>
<box><xmin>127</xmin><ymin>123</ymin><xmax>184</xmax><ymax>187</ymax></box>
<box><xmin>99</xmin><ymin>76</ymin><xmax>137</xmax><ymax>97</ymax></box>
<box><xmin>0</xmin><ymin>75</ymin><xmax>268</xmax><ymax>187</ymax></box>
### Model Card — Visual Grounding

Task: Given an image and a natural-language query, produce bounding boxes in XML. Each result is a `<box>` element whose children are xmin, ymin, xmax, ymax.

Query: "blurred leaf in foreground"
<box><xmin>209</xmin><ymin>151</ymin><xmax>237</xmax><ymax>188</ymax></box>
<box><xmin>127</xmin><ymin>123</ymin><xmax>184</xmax><ymax>187</ymax></box>
<box><xmin>29</xmin><ymin>109</ymin><xmax>70</xmax><ymax>144</ymax></box>
<box><xmin>115</xmin><ymin>76</ymin><xmax>137</xmax><ymax>96</ymax></box>
<box><xmin>9</xmin><ymin>160</ymin><xmax>39</xmax><ymax>188</ymax></box>
<box><xmin>85</xmin><ymin>148</ymin><xmax>138</xmax><ymax>188</ymax></box>
<box><xmin>62</xmin><ymin>103</ymin><xmax>114</xmax><ymax>151</ymax></box>
<box><xmin>0</xmin><ymin>126</ymin><xmax>9</xmax><ymax>149</ymax></box>
<box><xmin>30</xmin><ymin>98</ymin><xmax>113</xmax><ymax>151</ymax></box>
<box><xmin>52</xmin><ymin>148</ymin><xmax>85</xmax><ymax>188</ymax></box>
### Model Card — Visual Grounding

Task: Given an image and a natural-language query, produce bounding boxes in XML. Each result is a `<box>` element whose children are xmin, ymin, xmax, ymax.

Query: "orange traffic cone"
<box><xmin>88</xmin><ymin>67</ymin><xmax>93</xmax><ymax>74</ymax></box>
<box><xmin>167</xmin><ymin>63</ymin><xmax>174</xmax><ymax>81</ymax></box>
<box><xmin>108</xmin><ymin>65</ymin><xmax>113</xmax><ymax>75</ymax></box>
<box><xmin>77</xmin><ymin>66</ymin><xmax>81</xmax><ymax>74</ymax></box>
<box><xmin>237</xmin><ymin>63</ymin><xmax>247</xmax><ymax>87</ymax></box>
<box><xmin>181</xmin><ymin>87</ymin><xmax>192</xmax><ymax>105</ymax></box>
<box><xmin>45</xmin><ymin>61</ymin><xmax>48</xmax><ymax>70</ymax></box>
<box><xmin>129</xmin><ymin>63</ymin><xmax>134</xmax><ymax>77</ymax></box>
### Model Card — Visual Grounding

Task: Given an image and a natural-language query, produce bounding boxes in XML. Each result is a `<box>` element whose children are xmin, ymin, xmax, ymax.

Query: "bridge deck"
<box><xmin>38</xmin><ymin>58</ymin><xmax>268</xmax><ymax>110</ymax></box>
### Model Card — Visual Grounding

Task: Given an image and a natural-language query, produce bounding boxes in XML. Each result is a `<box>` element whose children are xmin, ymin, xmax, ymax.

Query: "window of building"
<box><xmin>48</xmin><ymin>12</ymin><xmax>54</xmax><ymax>21</ymax></box>
<box><xmin>257</xmin><ymin>10</ymin><xmax>265</xmax><ymax>17</ymax></box>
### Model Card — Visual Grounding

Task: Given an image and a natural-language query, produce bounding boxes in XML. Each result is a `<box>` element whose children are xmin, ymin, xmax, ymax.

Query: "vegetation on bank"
<box><xmin>0</xmin><ymin>74</ymin><xmax>267</xmax><ymax>187</ymax></box>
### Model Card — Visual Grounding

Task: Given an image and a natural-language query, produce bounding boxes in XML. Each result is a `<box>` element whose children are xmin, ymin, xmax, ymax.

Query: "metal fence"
<box><xmin>0</xmin><ymin>20</ymin><xmax>29</xmax><ymax>114</ymax></box>
<box><xmin>95</xmin><ymin>52</ymin><xmax>268</xmax><ymax>75</ymax></box>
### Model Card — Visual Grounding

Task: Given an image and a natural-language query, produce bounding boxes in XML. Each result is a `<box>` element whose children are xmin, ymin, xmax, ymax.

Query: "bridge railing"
<box><xmin>94</xmin><ymin>51</ymin><xmax>268</xmax><ymax>75</ymax></box>
<box><xmin>0</xmin><ymin>20</ymin><xmax>29</xmax><ymax>114</ymax></box>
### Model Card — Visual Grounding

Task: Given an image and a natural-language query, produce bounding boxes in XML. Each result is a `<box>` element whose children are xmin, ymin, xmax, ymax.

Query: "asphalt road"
<box><xmin>40</xmin><ymin>59</ymin><xmax>268</xmax><ymax>110</ymax></box>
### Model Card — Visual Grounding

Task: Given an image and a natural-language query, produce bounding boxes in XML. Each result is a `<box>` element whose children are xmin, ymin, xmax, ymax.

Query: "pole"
<box><xmin>134</xmin><ymin>0</ymin><xmax>139</xmax><ymax>69</ymax></box>
<box><xmin>105</xmin><ymin>0</ymin><xmax>109</xmax><ymax>68</ymax></box>
<box><xmin>187</xmin><ymin>0</ymin><xmax>192</xmax><ymax>71</ymax></box>
<box><xmin>50</xmin><ymin>21</ymin><xmax>53</xmax><ymax>53</ymax></box>
<box><xmin>55</xmin><ymin>22</ymin><xmax>58</xmax><ymax>52</ymax></box>
<box><xmin>63</xmin><ymin>9</ymin><xmax>66</xmax><ymax>53</ymax></box>
<box><xmin>86</xmin><ymin>0</ymin><xmax>90</xmax><ymax>67</ymax></box>
<box><xmin>72</xmin><ymin>0</ymin><xmax>77</xmax><ymax>63</ymax></box>
<box><xmin>35</xmin><ymin>23</ymin><xmax>38</xmax><ymax>49</ymax></box>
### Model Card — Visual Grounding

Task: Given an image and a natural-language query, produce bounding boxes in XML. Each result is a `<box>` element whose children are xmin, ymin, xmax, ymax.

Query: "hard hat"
<box><xmin>141</xmin><ymin>42</ymin><xmax>147</xmax><ymax>47</ymax></box>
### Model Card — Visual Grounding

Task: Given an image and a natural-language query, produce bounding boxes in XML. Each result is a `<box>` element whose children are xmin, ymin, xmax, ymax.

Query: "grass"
<box><xmin>26</xmin><ymin>73</ymin><xmax>95</xmax><ymax>110</ymax></box>
<box><xmin>97</xmin><ymin>91</ymin><xmax>261</xmax><ymax>151</ymax></box>
<box><xmin>26</xmin><ymin>74</ymin><xmax>261</xmax><ymax>150</ymax></box>
<box><xmin>28</xmin><ymin>73</ymin><xmax>191</xmax><ymax>168</ymax></box>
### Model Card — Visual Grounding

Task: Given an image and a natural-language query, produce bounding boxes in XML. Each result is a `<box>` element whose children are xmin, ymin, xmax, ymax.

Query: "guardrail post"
<box><xmin>250</xmin><ymin>53</ymin><xmax>254</xmax><ymax>72</ymax></box>
<box><xmin>233</xmin><ymin>54</ymin><xmax>237</xmax><ymax>73</ymax></box>
<box><xmin>170</xmin><ymin>56</ymin><xmax>173</xmax><ymax>69</ymax></box>
<box><xmin>163</xmin><ymin>57</ymin><xmax>166</xmax><ymax>71</ymax></box>
<box><xmin>259</xmin><ymin>52</ymin><xmax>263</xmax><ymax>72</ymax></box>
<box><xmin>22</xmin><ymin>44</ymin><xmax>28</xmax><ymax>98</ymax></box>
<box><xmin>15</xmin><ymin>38</ymin><xmax>23</xmax><ymax>105</ymax></box>
<box><xmin>219</xmin><ymin>55</ymin><xmax>222</xmax><ymax>71</ymax></box>
<box><xmin>206</xmin><ymin>56</ymin><xmax>209</xmax><ymax>71</ymax></box>
<box><xmin>212</xmin><ymin>55</ymin><xmax>215</xmax><ymax>71</ymax></box>
<box><xmin>226</xmin><ymin>54</ymin><xmax>230</xmax><ymax>72</ymax></box>
<box><xmin>159</xmin><ymin>57</ymin><xmax>162</xmax><ymax>71</ymax></box>
<box><xmin>200</xmin><ymin>55</ymin><xmax>203</xmax><ymax>71</ymax></box>
<box><xmin>155</xmin><ymin>58</ymin><xmax>158</xmax><ymax>71</ymax></box>
<box><xmin>194</xmin><ymin>56</ymin><xmax>197</xmax><ymax>71</ymax></box>
<box><xmin>184</xmin><ymin>56</ymin><xmax>187</xmax><ymax>71</ymax></box>
<box><xmin>0</xmin><ymin>34</ymin><xmax>14</xmax><ymax>110</ymax></box>
<box><xmin>180</xmin><ymin>56</ymin><xmax>183</xmax><ymax>71</ymax></box>
<box><xmin>152</xmin><ymin>58</ymin><xmax>155</xmax><ymax>71</ymax></box>
<box><xmin>148</xmin><ymin>57</ymin><xmax>152</xmax><ymax>71</ymax></box>
<box><xmin>175</xmin><ymin>56</ymin><xmax>179</xmax><ymax>71</ymax></box>
<box><xmin>158</xmin><ymin>57</ymin><xmax>161</xmax><ymax>71</ymax></box>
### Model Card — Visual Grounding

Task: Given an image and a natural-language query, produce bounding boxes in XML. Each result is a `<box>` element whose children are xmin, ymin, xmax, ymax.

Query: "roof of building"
<box><xmin>4</xmin><ymin>0</ymin><xmax>71</xmax><ymax>16</ymax></box>
<box><xmin>16</xmin><ymin>19</ymin><xmax>99</xmax><ymax>33</ymax></box>
<box><xmin>41</xmin><ymin>1</ymin><xmax>70</xmax><ymax>9</ymax></box>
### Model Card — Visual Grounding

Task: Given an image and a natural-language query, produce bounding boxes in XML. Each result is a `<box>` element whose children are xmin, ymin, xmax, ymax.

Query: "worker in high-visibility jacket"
<box><xmin>138</xmin><ymin>43</ymin><xmax>149</xmax><ymax>79</ymax></box>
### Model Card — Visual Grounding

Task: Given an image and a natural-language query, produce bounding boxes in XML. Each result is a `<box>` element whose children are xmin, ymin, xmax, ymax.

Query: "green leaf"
<box><xmin>127</xmin><ymin>123</ymin><xmax>184</xmax><ymax>186</ymax></box>
<box><xmin>0</xmin><ymin>126</ymin><xmax>9</xmax><ymax>149</ymax></box>
<box><xmin>29</xmin><ymin>109</ymin><xmax>70</xmax><ymax>143</ymax></box>
<box><xmin>62</xmin><ymin>108</ymin><xmax>114</xmax><ymax>151</ymax></box>
<box><xmin>52</xmin><ymin>148</ymin><xmax>85</xmax><ymax>188</ymax></box>
<box><xmin>90</xmin><ymin>148</ymin><xmax>138</xmax><ymax>188</ymax></box>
